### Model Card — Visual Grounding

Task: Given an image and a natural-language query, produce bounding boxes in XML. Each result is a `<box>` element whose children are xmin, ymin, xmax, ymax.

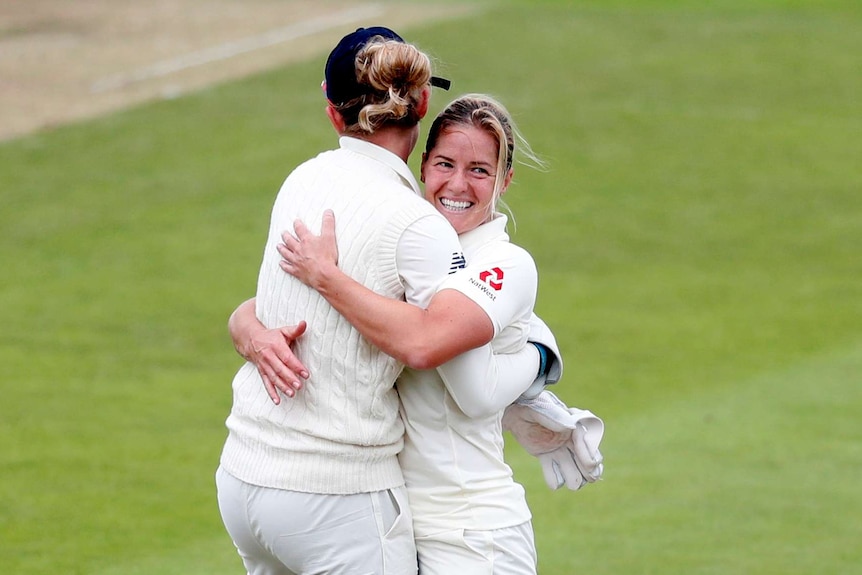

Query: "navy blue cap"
<box><xmin>324</xmin><ymin>26</ymin><xmax>450</xmax><ymax>105</ymax></box>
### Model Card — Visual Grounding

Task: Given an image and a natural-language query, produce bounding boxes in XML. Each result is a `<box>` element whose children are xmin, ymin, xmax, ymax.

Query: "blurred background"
<box><xmin>1</xmin><ymin>0</ymin><xmax>860</xmax><ymax>573</ymax></box>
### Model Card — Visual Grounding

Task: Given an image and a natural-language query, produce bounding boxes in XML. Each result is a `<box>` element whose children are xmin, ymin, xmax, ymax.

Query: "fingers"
<box><xmin>281</xmin><ymin>227</ymin><xmax>298</xmax><ymax>242</ymax></box>
<box><xmin>279</xmin><ymin>229</ymin><xmax>303</xmax><ymax>272</ymax></box>
<box><xmin>322</xmin><ymin>210</ymin><xmax>339</xmax><ymax>264</ymax></box>
<box><xmin>276</xmin><ymin>241</ymin><xmax>289</xmax><ymax>258</ymax></box>
<box><xmin>260</xmin><ymin>366</ymin><xmax>303</xmax><ymax>403</ymax></box>
<box><xmin>282</xmin><ymin>320</ymin><xmax>307</xmax><ymax>340</ymax></box>
<box><xmin>276</xmin><ymin>230</ymin><xmax>306</xmax><ymax>277</ymax></box>
<box><xmin>277</xmin><ymin>213</ymin><xmax>338</xmax><ymax>273</ymax></box>
<box><xmin>278</xmin><ymin>323</ymin><xmax>310</xmax><ymax>379</ymax></box>
<box><xmin>276</xmin><ymin>241</ymin><xmax>300</xmax><ymax>277</ymax></box>
<box><xmin>321</xmin><ymin>209</ymin><xmax>336</xmax><ymax>239</ymax></box>
<box><xmin>292</xmin><ymin>218</ymin><xmax>311</xmax><ymax>242</ymax></box>
<box><xmin>262</xmin><ymin>349</ymin><xmax>304</xmax><ymax>391</ymax></box>
<box><xmin>253</xmin><ymin>339</ymin><xmax>307</xmax><ymax>403</ymax></box>
<box><xmin>276</xmin><ymin>243</ymin><xmax>295</xmax><ymax>274</ymax></box>
<box><xmin>271</xmin><ymin>349</ymin><xmax>308</xmax><ymax>383</ymax></box>
<box><xmin>259</xmin><ymin>368</ymin><xmax>282</xmax><ymax>405</ymax></box>
<box><xmin>294</xmin><ymin>210</ymin><xmax>335</xmax><ymax>241</ymax></box>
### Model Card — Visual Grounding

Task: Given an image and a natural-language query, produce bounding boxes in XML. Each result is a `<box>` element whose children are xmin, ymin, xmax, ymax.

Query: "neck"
<box><xmin>359</xmin><ymin>124</ymin><xmax>419</xmax><ymax>163</ymax></box>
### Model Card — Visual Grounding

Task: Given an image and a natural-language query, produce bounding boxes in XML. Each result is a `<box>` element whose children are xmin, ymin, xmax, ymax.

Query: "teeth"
<box><xmin>440</xmin><ymin>198</ymin><xmax>472</xmax><ymax>211</ymax></box>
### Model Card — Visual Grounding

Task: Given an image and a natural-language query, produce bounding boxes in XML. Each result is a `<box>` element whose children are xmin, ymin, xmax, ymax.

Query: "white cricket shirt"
<box><xmin>396</xmin><ymin>213</ymin><xmax>539</xmax><ymax>535</ymax></box>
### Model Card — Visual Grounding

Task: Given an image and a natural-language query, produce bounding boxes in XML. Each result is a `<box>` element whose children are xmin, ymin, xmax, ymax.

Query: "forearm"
<box><xmin>438</xmin><ymin>344</ymin><xmax>540</xmax><ymax>418</ymax></box>
<box><xmin>227</xmin><ymin>296</ymin><xmax>309</xmax><ymax>402</ymax></box>
<box><xmin>228</xmin><ymin>297</ymin><xmax>263</xmax><ymax>361</ymax></box>
<box><xmin>278</xmin><ymin>212</ymin><xmax>493</xmax><ymax>368</ymax></box>
<box><xmin>313</xmin><ymin>263</ymin><xmax>493</xmax><ymax>369</ymax></box>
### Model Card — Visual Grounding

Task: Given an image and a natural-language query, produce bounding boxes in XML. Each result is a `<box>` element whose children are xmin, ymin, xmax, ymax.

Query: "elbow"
<box><xmin>399</xmin><ymin>339</ymin><xmax>450</xmax><ymax>370</ymax></box>
<box><xmin>449</xmin><ymin>389</ymin><xmax>500</xmax><ymax>418</ymax></box>
<box><xmin>400</xmin><ymin>348</ymin><xmax>444</xmax><ymax>371</ymax></box>
<box><xmin>459</xmin><ymin>401</ymin><xmax>497</xmax><ymax>419</ymax></box>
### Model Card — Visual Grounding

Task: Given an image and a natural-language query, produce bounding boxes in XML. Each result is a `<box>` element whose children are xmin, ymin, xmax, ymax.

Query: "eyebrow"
<box><xmin>431</xmin><ymin>153</ymin><xmax>494</xmax><ymax>170</ymax></box>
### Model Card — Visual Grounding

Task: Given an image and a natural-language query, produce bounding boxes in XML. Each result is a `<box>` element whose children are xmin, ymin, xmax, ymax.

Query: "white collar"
<box><xmin>339</xmin><ymin>136</ymin><xmax>422</xmax><ymax>196</ymax></box>
<box><xmin>457</xmin><ymin>213</ymin><xmax>510</xmax><ymax>253</ymax></box>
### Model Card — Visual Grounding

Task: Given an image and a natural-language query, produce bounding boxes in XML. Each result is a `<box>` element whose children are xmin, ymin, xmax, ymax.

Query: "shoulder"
<box><xmin>379</xmin><ymin>189</ymin><xmax>449</xmax><ymax>234</ymax></box>
<box><xmin>455</xmin><ymin>239</ymin><xmax>538</xmax><ymax>307</ymax></box>
<box><xmin>279</xmin><ymin>148</ymin><xmax>340</xmax><ymax>186</ymax></box>
<box><xmin>472</xmin><ymin>239</ymin><xmax>537</xmax><ymax>276</ymax></box>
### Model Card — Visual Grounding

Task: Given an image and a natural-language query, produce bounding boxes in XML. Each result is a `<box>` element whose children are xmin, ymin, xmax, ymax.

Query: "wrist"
<box><xmin>531</xmin><ymin>342</ymin><xmax>551</xmax><ymax>380</ymax></box>
<box><xmin>314</xmin><ymin>260</ymin><xmax>342</xmax><ymax>295</ymax></box>
<box><xmin>244</xmin><ymin>326</ymin><xmax>269</xmax><ymax>361</ymax></box>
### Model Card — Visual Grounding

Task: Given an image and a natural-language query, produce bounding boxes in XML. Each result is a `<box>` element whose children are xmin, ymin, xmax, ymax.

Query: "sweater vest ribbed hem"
<box><xmin>219</xmin><ymin>433</ymin><xmax>405</xmax><ymax>495</ymax></box>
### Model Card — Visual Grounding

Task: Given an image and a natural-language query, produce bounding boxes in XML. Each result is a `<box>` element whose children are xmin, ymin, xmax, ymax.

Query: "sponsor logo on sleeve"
<box><xmin>479</xmin><ymin>267</ymin><xmax>504</xmax><ymax>291</ymax></box>
<box><xmin>469</xmin><ymin>267</ymin><xmax>504</xmax><ymax>300</ymax></box>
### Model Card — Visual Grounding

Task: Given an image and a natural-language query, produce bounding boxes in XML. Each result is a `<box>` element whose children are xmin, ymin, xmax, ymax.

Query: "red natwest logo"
<box><xmin>478</xmin><ymin>267</ymin><xmax>504</xmax><ymax>291</ymax></box>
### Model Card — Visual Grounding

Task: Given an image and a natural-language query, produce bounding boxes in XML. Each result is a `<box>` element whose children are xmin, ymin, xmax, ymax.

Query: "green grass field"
<box><xmin>2</xmin><ymin>0</ymin><xmax>860</xmax><ymax>573</ymax></box>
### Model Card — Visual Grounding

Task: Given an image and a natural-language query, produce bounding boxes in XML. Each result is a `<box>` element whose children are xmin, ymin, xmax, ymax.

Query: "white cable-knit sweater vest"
<box><xmin>220</xmin><ymin>140</ymin><xmax>441</xmax><ymax>494</ymax></box>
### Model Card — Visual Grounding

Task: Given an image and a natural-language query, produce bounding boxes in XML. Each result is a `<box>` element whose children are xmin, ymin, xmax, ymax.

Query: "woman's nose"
<box><xmin>448</xmin><ymin>169</ymin><xmax>469</xmax><ymax>192</ymax></box>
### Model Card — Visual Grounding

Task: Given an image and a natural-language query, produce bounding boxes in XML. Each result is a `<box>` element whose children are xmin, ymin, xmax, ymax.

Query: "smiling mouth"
<box><xmin>440</xmin><ymin>197</ymin><xmax>473</xmax><ymax>212</ymax></box>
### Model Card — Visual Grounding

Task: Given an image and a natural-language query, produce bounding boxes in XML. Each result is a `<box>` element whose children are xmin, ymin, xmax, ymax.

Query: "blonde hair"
<box><xmin>334</xmin><ymin>38</ymin><xmax>433</xmax><ymax>135</ymax></box>
<box><xmin>424</xmin><ymin>94</ymin><xmax>544</xmax><ymax>220</ymax></box>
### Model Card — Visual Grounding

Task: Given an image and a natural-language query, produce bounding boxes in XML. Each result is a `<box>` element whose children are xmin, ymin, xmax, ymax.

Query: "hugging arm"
<box><xmin>278</xmin><ymin>210</ymin><xmax>494</xmax><ymax>369</ymax></box>
<box><xmin>438</xmin><ymin>313</ymin><xmax>563</xmax><ymax>417</ymax></box>
<box><xmin>228</xmin><ymin>298</ymin><xmax>309</xmax><ymax>404</ymax></box>
<box><xmin>279</xmin><ymin>211</ymin><xmax>556</xmax><ymax>417</ymax></box>
<box><xmin>437</xmin><ymin>344</ymin><xmax>540</xmax><ymax>418</ymax></box>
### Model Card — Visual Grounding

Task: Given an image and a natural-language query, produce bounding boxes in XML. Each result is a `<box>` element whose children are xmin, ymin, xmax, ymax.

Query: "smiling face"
<box><xmin>421</xmin><ymin>125</ymin><xmax>513</xmax><ymax>235</ymax></box>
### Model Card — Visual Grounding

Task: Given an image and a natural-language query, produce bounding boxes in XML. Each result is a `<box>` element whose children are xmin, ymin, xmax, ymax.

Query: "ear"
<box><xmin>416</xmin><ymin>87</ymin><xmax>431</xmax><ymax>120</ymax></box>
<box><xmin>325</xmin><ymin>104</ymin><xmax>346</xmax><ymax>134</ymax></box>
<box><xmin>500</xmin><ymin>168</ymin><xmax>514</xmax><ymax>195</ymax></box>
<box><xmin>420</xmin><ymin>152</ymin><xmax>428</xmax><ymax>182</ymax></box>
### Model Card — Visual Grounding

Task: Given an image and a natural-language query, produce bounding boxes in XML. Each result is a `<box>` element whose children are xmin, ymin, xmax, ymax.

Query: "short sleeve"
<box><xmin>396</xmin><ymin>214</ymin><xmax>465</xmax><ymax>308</ymax></box>
<box><xmin>437</xmin><ymin>244</ymin><xmax>538</xmax><ymax>336</ymax></box>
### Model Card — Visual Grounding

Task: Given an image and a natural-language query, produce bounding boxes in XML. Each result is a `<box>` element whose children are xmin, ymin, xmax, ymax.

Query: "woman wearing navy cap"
<box><xmin>216</xmin><ymin>28</ymin><xmax>544</xmax><ymax>575</ymax></box>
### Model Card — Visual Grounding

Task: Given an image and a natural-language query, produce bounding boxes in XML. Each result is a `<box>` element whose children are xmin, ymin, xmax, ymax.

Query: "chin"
<box><xmin>450</xmin><ymin>219</ymin><xmax>472</xmax><ymax>235</ymax></box>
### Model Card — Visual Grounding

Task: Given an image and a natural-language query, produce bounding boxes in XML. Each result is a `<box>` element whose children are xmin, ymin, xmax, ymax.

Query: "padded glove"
<box><xmin>502</xmin><ymin>390</ymin><xmax>604</xmax><ymax>490</ymax></box>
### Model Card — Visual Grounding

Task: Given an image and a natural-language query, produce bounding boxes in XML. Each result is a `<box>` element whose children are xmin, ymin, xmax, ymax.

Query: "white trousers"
<box><xmin>216</xmin><ymin>466</ymin><xmax>418</xmax><ymax>575</ymax></box>
<box><xmin>415</xmin><ymin>521</ymin><xmax>537</xmax><ymax>575</ymax></box>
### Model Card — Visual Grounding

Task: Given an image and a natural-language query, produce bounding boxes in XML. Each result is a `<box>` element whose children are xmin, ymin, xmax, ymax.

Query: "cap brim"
<box><xmin>430</xmin><ymin>76</ymin><xmax>451</xmax><ymax>91</ymax></box>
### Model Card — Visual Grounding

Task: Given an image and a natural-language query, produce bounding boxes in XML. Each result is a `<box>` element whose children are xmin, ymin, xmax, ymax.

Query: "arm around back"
<box><xmin>227</xmin><ymin>297</ymin><xmax>308</xmax><ymax>402</ymax></box>
<box><xmin>278</xmin><ymin>210</ymin><xmax>495</xmax><ymax>370</ymax></box>
<box><xmin>291</xmin><ymin>259</ymin><xmax>494</xmax><ymax>369</ymax></box>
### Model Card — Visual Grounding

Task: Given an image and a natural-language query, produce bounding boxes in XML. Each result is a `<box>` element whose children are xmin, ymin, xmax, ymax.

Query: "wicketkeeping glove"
<box><xmin>502</xmin><ymin>390</ymin><xmax>604</xmax><ymax>491</ymax></box>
